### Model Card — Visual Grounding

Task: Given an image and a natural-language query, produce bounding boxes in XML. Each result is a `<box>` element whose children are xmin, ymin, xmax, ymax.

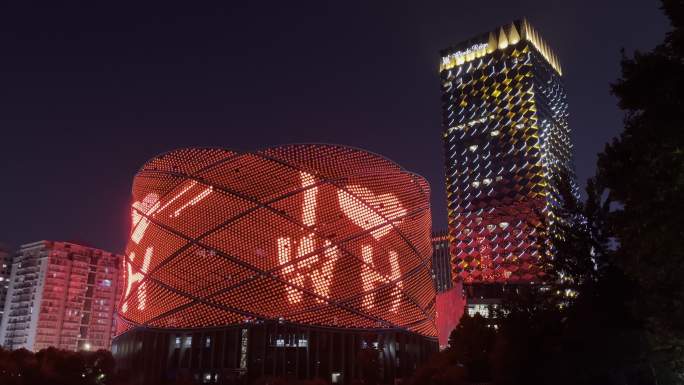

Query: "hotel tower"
<box><xmin>440</xmin><ymin>20</ymin><xmax>576</xmax><ymax>294</ymax></box>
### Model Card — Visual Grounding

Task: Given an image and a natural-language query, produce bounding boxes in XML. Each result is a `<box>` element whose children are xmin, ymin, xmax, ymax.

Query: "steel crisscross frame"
<box><xmin>119</xmin><ymin>145</ymin><xmax>436</xmax><ymax>335</ymax></box>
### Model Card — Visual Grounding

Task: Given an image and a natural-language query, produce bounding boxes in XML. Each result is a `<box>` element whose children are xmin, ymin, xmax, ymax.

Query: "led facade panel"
<box><xmin>118</xmin><ymin>145</ymin><xmax>437</xmax><ymax>337</ymax></box>
<box><xmin>440</xmin><ymin>20</ymin><xmax>577</xmax><ymax>284</ymax></box>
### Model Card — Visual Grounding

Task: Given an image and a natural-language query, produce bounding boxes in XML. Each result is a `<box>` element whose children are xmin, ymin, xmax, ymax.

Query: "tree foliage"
<box><xmin>449</xmin><ymin>313</ymin><xmax>496</xmax><ymax>382</ymax></box>
<box><xmin>0</xmin><ymin>347</ymin><xmax>118</xmax><ymax>385</ymax></box>
<box><xmin>597</xmin><ymin>0</ymin><xmax>684</xmax><ymax>381</ymax></box>
<box><xmin>407</xmin><ymin>174</ymin><xmax>649</xmax><ymax>384</ymax></box>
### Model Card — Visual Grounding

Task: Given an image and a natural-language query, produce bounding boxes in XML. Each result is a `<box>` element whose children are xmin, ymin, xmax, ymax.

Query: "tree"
<box><xmin>0</xmin><ymin>347</ymin><xmax>119</xmax><ymax>385</ymax></box>
<box><xmin>597</xmin><ymin>0</ymin><xmax>684</xmax><ymax>381</ymax></box>
<box><xmin>84</xmin><ymin>349</ymin><xmax>116</xmax><ymax>385</ymax></box>
<box><xmin>489</xmin><ymin>305</ymin><xmax>563</xmax><ymax>385</ymax></box>
<box><xmin>406</xmin><ymin>348</ymin><xmax>467</xmax><ymax>385</ymax></box>
<box><xmin>448</xmin><ymin>313</ymin><xmax>496</xmax><ymax>383</ymax></box>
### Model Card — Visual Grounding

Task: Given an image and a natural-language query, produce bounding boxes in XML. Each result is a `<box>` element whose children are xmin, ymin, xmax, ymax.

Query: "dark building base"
<box><xmin>113</xmin><ymin>321</ymin><xmax>437</xmax><ymax>385</ymax></box>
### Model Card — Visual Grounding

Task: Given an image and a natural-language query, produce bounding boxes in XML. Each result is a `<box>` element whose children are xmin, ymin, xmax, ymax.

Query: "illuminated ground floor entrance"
<box><xmin>113</xmin><ymin>321</ymin><xmax>437</xmax><ymax>384</ymax></box>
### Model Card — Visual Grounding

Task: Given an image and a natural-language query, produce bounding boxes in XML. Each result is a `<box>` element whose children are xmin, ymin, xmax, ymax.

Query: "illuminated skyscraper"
<box><xmin>431</xmin><ymin>231</ymin><xmax>452</xmax><ymax>293</ymax></box>
<box><xmin>0</xmin><ymin>241</ymin><xmax>122</xmax><ymax>351</ymax></box>
<box><xmin>440</xmin><ymin>20</ymin><xmax>576</xmax><ymax>287</ymax></box>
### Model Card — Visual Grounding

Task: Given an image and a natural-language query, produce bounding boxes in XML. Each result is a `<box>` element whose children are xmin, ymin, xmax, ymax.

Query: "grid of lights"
<box><xmin>441</xmin><ymin>20</ymin><xmax>576</xmax><ymax>284</ymax></box>
<box><xmin>117</xmin><ymin>145</ymin><xmax>437</xmax><ymax>337</ymax></box>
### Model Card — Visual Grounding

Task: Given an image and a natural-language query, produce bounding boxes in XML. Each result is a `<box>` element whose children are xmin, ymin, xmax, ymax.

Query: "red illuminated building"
<box><xmin>113</xmin><ymin>145</ymin><xmax>438</xmax><ymax>384</ymax></box>
<box><xmin>0</xmin><ymin>241</ymin><xmax>122</xmax><ymax>352</ymax></box>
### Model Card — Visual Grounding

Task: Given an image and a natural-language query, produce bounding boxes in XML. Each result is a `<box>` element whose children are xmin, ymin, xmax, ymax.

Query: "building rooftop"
<box><xmin>440</xmin><ymin>19</ymin><xmax>563</xmax><ymax>75</ymax></box>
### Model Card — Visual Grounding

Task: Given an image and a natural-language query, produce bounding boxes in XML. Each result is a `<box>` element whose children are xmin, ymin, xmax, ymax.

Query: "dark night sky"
<box><xmin>0</xmin><ymin>1</ymin><xmax>669</xmax><ymax>253</ymax></box>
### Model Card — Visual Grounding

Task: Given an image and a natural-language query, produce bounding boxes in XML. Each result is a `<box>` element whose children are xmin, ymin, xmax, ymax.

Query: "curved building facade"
<box><xmin>113</xmin><ymin>145</ymin><xmax>438</xmax><ymax>384</ymax></box>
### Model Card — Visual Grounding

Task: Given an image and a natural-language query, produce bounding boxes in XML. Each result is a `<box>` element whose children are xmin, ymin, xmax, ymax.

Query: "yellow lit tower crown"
<box><xmin>440</xmin><ymin>19</ymin><xmax>577</xmax><ymax>284</ymax></box>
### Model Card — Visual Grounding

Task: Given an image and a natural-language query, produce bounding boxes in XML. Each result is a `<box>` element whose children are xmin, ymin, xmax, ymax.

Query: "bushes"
<box><xmin>0</xmin><ymin>347</ymin><xmax>118</xmax><ymax>385</ymax></box>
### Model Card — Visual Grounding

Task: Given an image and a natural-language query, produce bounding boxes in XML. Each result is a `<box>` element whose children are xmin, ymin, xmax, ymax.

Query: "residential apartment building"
<box><xmin>0</xmin><ymin>241</ymin><xmax>122</xmax><ymax>351</ymax></box>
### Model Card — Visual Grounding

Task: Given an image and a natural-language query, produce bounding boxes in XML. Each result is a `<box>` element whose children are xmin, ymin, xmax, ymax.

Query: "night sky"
<box><xmin>0</xmin><ymin>1</ymin><xmax>669</xmax><ymax>253</ymax></box>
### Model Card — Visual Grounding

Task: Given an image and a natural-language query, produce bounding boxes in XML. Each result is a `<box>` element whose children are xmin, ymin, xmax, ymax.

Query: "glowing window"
<box><xmin>467</xmin><ymin>304</ymin><xmax>491</xmax><ymax>318</ymax></box>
